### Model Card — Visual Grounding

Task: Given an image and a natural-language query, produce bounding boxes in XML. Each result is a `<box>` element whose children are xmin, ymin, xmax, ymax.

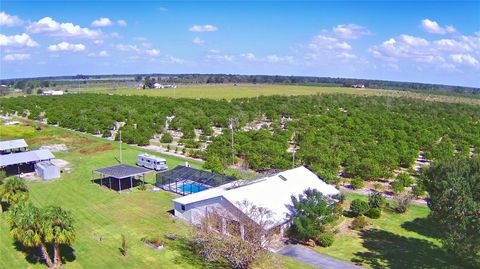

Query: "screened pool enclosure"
<box><xmin>156</xmin><ymin>165</ymin><xmax>236</xmax><ymax>195</ymax></box>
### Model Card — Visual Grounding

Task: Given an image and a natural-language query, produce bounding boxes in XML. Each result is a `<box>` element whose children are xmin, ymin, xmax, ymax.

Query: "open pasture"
<box><xmin>69</xmin><ymin>84</ymin><xmax>480</xmax><ymax>106</ymax></box>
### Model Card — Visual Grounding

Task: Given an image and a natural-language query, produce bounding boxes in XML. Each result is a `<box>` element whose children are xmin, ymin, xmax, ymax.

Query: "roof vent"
<box><xmin>279</xmin><ymin>175</ymin><xmax>288</xmax><ymax>181</ymax></box>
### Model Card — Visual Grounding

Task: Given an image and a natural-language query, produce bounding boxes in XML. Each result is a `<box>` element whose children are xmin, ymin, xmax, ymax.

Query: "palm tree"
<box><xmin>1</xmin><ymin>177</ymin><xmax>29</xmax><ymax>206</ymax></box>
<box><xmin>42</xmin><ymin>206</ymin><xmax>76</xmax><ymax>267</ymax></box>
<box><xmin>8</xmin><ymin>203</ymin><xmax>53</xmax><ymax>267</ymax></box>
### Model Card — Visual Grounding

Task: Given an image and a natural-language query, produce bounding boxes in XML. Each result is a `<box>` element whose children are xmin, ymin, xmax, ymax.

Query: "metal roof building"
<box><xmin>173</xmin><ymin>166</ymin><xmax>341</xmax><ymax>232</ymax></box>
<box><xmin>0</xmin><ymin>149</ymin><xmax>55</xmax><ymax>167</ymax></box>
<box><xmin>92</xmin><ymin>164</ymin><xmax>153</xmax><ymax>192</ymax></box>
<box><xmin>0</xmin><ymin>139</ymin><xmax>28</xmax><ymax>152</ymax></box>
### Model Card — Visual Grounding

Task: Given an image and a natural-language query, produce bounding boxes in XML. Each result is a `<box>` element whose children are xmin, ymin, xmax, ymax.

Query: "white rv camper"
<box><xmin>136</xmin><ymin>153</ymin><xmax>168</xmax><ymax>171</ymax></box>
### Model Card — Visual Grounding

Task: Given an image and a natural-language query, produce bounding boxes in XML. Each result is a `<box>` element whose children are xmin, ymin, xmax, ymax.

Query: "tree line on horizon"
<box><xmin>1</xmin><ymin>74</ymin><xmax>479</xmax><ymax>96</ymax></box>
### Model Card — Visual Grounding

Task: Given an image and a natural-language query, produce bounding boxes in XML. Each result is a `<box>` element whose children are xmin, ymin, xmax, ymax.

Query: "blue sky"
<box><xmin>1</xmin><ymin>1</ymin><xmax>479</xmax><ymax>87</ymax></box>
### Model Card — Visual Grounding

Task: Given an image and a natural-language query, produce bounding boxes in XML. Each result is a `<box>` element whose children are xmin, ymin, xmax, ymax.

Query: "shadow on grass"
<box><xmin>353</xmin><ymin>229</ymin><xmax>466</xmax><ymax>269</ymax></box>
<box><xmin>14</xmin><ymin>241</ymin><xmax>43</xmax><ymax>265</ymax></box>
<box><xmin>13</xmin><ymin>241</ymin><xmax>76</xmax><ymax>266</ymax></box>
<box><xmin>401</xmin><ymin>217</ymin><xmax>443</xmax><ymax>239</ymax></box>
<box><xmin>91</xmin><ymin>177</ymin><xmax>145</xmax><ymax>191</ymax></box>
<box><xmin>58</xmin><ymin>244</ymin><xmax>76</xmax><ymax>263</ymax></box>
<box><xmin>167</xmin><ymin>235</ymin><xmax>216</xmax><ymax>268</ymax></box>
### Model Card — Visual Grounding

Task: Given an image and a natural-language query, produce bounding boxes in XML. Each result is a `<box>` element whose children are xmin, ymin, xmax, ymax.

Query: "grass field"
<box><xmin>68</xmin><ymin>84</ymin><xmax>480</xmax><ymax>106</ymax></box>
<box><xmin>0</xmin><ymin>123</ymin><xmax>312</xmax><ymax>269</ymax></box>
<box><xmin>315</xmin><ymin>193</ymin><xmax>467</xmax><ymax>268</ymax></box>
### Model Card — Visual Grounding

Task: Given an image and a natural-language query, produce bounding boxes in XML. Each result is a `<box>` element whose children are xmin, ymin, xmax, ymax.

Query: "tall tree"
<box><xmin>421</xmin><ymin>156</ymin><xmax>480</xmax><ymax>263</ymax></box>
<box><xmin>1</xmin><ymin>177</ymin><xmax>29</xmax><ymax>206</ymax></box>
<box><xmin>289</xmin><ymin>188</ymin><xmax>338</xmax><ymax>242</ymax></box>
<box><xmin>42</xmin><ymin>206</ymin><xmax>76</xmax><ymax>267</ymax></box>
<box><xmin>8</xmin><ymin>204</ymin><xmax>53</xmax><ymax>267</ymax></box>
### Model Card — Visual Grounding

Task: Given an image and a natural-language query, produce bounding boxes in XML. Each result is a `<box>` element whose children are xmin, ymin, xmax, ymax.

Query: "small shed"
<box><xmin>35</xmin><ymin>161</ymin><xmax>60</xmax><ymax>180</ymax></box>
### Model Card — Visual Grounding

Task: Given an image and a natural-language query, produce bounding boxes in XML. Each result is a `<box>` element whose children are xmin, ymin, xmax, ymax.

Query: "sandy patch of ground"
<box><xmin>51</xmin><ymin>158</ymin><xmax>72</xmax><ymax>173</ymax></box>
<box><xmin>40</xmin><ymin>144</ymin><xmax>68</xmax><ymax>152</ymax></box>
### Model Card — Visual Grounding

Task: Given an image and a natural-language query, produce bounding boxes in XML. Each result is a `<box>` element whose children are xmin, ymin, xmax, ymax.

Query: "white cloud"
<box><xmin>189</xmin><ymin>24</ymin><xmax>218</xmax><ymax>32</ymax></box>
<box><xmin>206</xmin><ymin>50</ymin><xmax>235</xmax><ymax>62</ymax></box>
<box><xmin>0</xmin><ymin>11</ymin><xmax>23</xmax><ymax>27</ymax></box>
<box><xmin>28</xmin><ymin>17</ymin><xmax>101</xmax><ymax>39</ymax></box>
<box><xmin>421</xmin><ymin>19</ymin><xmax>456</xmax><ymax>34</ymax></box>
<box><xmin>450</xmin><ymin>54</ymin><xmax>479</xmax><ymax>66</ymax></box>
<box><xmin>166</xmin><ymin>56</ymin><xmax>184</xmax><ymax>64</ymax></box>
<box><xmin>0</xmin><ymin>33</ymin><xmax>39</xmax><ymax>48</ymax></box>
<box><xmin>398</xmin><ymin>34</ymin><xmax>429</xmax><ymax>46</ymax></box>
<box><xmin>145</xmin><ymin>49</ymin><xmax>160</xmax><ymax>56</ymax></box>
<box><xmin>93</xmin><ymin>39</ymin><xmax>104</xmax><ymax>45</ymax></box>
<box><xmin>116</xmin><ymin>44</ymin><xmax>139</xmax><ymax>52</ymax></box>
<box><xmin>266</xmin><ymin>54</ymin><xmax>294</xmax><ymax>64</ymax></box>
<box><xmin>88</xmin><ymin>50</ymin><xmax>109</xmax><ymax>57</ymax></box>
<box><xmin>117</xmin><ymin>20</ymin><xmax>127</xmax><ymax>27</ymax></box>
<box><xmin>241</xmin><ymin>52</ymin><xmax>256</xmax><ymax>61</ymax></box>
<box><xmin>48</xmin><ymin>41</ymin><xmax>86</xmax><ymax>52</ymax></box>
<box><xmin>192</xmin><ymin>37</ymin><xmax>205</xmax><ymax>45</ymax></box>
<box><xmin>369</xmin><ymin>32</ymin><xmax>480</xmax><ymax>70</ymax></box>
<box><xmin>92</xmin><ymin>17</ymin><xmax>113</xmax><ymax>27</ymax></box>
<box><xmin>110</xmin><ymin>32</ymin><xmax>121</xmax><ymax>38</ymax></box>
<box><xmin>333</xmin><ymin>24</ymin><xmax>373</xmax><ymax>39</ymax></box>
<box><xmin>309</xmin><ymin>34</ymin><xmax>352</xmax><ymax>51</ymax></box>
<box><xmin>337</xmin><ymin>52</ymin><xmax>358</xmax><ymax>60</ymax></box>
<box><xmin>3</xmin><ymin>53</ymin><xmax>30</xmax><ymax>61</ymax></box>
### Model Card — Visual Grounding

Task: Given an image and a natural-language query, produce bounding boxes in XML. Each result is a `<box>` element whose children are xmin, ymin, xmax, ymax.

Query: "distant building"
<box><xmin>351</xmin><ymin>84</ymin><xmax>365</xmax><ymax>89</ymax></box>
<box><xmin>153</xmin><ymin>83</ymin><xmax>177</xmax><ymax>89</ymax></box>
<box><xmin>41</xmin><ymin>90</ymin><xmax>64</xmax><ymax>96</ymax></box>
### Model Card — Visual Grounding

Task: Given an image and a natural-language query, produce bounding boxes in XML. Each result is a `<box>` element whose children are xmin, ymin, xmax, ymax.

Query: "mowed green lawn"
<box><xmin>315</xmin><ymin>193</ymin><xmax>466</xmax><ymax>268</ymax></box>
<box><xmin>0</xmin><ymin>124</ymin><xmax>311</xmax><ymax>269</ymax></box>
<box><xmin>71</xmin><ymin>84</ymin><xmax>480</xmax><ymax>106</ymax></box>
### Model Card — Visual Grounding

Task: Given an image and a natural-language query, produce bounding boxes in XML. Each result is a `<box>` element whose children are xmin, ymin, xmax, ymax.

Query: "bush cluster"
<box><xmin>350</xmin><ymin>199</ymin><xmax>369</xmax><ymax>216</ymax></box>
<box><xmin>366</xmin><ymin>208</ymin><xmax>381</xmax><ymax>219</ymax></box>
<box><xmin>351</xmin><ymin>216</ymin><xmax>368</xmax><ymax>230</ymax></box>
<box><xmin>315</xmin><ymin>233</ymin><xmax>334</xmax><ymax>247</ymax></box>
<box><xmin>351</xmin><ymin>177</ymin><xmax>364</xmax><ymax>190</ymax></box>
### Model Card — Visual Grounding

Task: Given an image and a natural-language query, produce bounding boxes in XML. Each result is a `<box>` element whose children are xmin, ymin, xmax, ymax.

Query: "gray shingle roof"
<box><xmin>94</xmin><ymin>164</ymin><xmax>152</xmax><ymax>179</ymax></box>
<box><xmin>0</xmin><ymin>149</ymin><xmax>55</xmax><ymax>167</ymax></box>
<box><xmin>0</xmin><ymin>139</ymin><xmax>28</xmax><ymax>151</ymax></box>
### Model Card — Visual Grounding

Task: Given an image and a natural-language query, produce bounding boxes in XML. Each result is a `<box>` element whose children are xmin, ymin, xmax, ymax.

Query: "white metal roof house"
<box><xmin>172</xmin><ymin>166</ymin><xmax>340</xmax><ymax>236</ymax></box>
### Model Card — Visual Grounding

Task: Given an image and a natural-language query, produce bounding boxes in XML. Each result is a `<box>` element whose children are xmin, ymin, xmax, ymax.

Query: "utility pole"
<box><xmin>230</xmin><ymin>118</ymin><xmax>234</xmax><ymax>165</ymax></box>
<box><xmin>119</xmin><ymin>130</ymin><xmax>122</xmax><ymax>163</ymax></box>
<box><xmin>292</xmin><ymin>130</ymin><xmax>296</xmax><ymax>169</ymax></box>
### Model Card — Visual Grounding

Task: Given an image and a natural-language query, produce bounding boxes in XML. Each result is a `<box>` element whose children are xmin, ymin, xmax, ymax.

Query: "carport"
<box><xmin>92</xmin><ymin>164</ymin><xmax>153</xmax><ymax>192</ymax></box>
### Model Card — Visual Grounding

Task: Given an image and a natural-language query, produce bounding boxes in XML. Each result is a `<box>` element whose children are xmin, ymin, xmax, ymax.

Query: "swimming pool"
<box><xmin>178</xmin><ymin>183</ymin><xmax>209</xmax><ymax>193</ymax></box>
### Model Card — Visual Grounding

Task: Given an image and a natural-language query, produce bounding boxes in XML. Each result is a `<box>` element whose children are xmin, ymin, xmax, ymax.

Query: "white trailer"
<box><xmin>136</xmin><ymin>153</ymin><xmax>168</xmax><ymax>171</ymax></box>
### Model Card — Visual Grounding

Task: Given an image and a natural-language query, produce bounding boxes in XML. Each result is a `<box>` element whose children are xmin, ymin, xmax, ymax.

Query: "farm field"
<box><xmin>69</xmin><ymin>84</ymin><xmax>480</xmax><ymax>106</ymax></box>
<box><xmin>315</xmin><ymin>193</ymin><xmax>465</xmax><ymax>268</ymax></box>
<box><xmin>0</xmin><ymin>124</ymin><xmax>311</xmax><ymax>269</ymax></box>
